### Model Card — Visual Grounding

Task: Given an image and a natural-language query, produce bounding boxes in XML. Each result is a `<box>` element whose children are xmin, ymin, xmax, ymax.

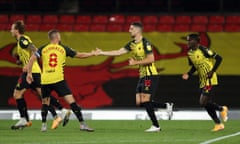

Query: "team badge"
<box><xmin>22</xmin><ymin>40</ymin><xmax>29</xmax><ymax>45</ymax></box>
<box><xmin>147</xmin><ymin>45</ymin><xmax>152</xmax><ymax>51</ymax></box>
<box><xmin>207</xmin><ymin>50</ymin><xmax>213</xmax><ymax>56</ymax></box>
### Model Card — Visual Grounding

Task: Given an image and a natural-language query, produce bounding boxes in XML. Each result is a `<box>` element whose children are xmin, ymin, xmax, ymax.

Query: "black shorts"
<box><xmin>41</xmin><ymin>80</ymin><xmax>72</xmax><ymax>98</ymax></box>
<box><xmin>200</xmin><ymin>85</ymin><xmax>218</xmax><ymax>97</ymax></box>
<box><xmin>136</xmin><ymin>75</ymin><xmax>159</xmax><ymax>97</ymax></box>
<box><xmin>15</xmin><ymin>72</ymin><xmax>41</xmax><ymax>90</ymax></box>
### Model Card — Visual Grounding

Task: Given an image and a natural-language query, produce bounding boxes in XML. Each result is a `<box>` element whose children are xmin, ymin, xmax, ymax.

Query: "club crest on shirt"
<box><xmin>22</xmin><ymin>40</ymin><xmax>28</xmax><ymax>46</ymax></box>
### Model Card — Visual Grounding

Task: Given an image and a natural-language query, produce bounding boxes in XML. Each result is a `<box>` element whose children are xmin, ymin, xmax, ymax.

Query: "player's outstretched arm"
<box><xmin>96</xmin><ymin>47</ymin><xmax>128</xmax><ymax>56</ymax></box>
<box><xmin>75</xmin><ymin>50</ymin><xmax>96</xmax><ymax>58</ymax></box>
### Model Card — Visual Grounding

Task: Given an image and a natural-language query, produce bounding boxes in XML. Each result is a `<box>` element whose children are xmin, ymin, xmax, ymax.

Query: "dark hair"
<box><xmin>131</xmin><ymin>22</ymin><xmax>143</xmax><ymax>30</ymax></box>
<box><xmin>48</xmin><ymin>29</ymin><xmax>59</xmax><ymax>40</ymax></box>
<box><xmin>187</xmin><ymin>33</ymin><xmax>200</xmax><ymax>42</ymax></box>
<box><xmin>13</xmin><ymin>20</ymin><xmax>25</xmax><ymax>34</ymax></box>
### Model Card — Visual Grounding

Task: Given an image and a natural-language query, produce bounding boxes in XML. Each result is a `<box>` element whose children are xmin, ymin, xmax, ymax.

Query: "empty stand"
<box><xmin>26</xmin><ymin>15</ymin><xmax>42</xmax><ymax>24</ymax></box>
<box><xmin>156</xmin><ymin>24</ymin><xmax>173</xmax><ymax>32</ymax></box>
<box><xmin>39</xmin><ymin>24</ymin><xmax>56</xmax><ymax>31</ymax></box>
<box><xmin>126</xmin><ymin>16</ymin><xmax>141</xmax><ymax>24</ymax></box>
<box><xmin>190</xmin><ymin>24</ymin><xmax>207</xmax><ymax>32</ymax></box>
<box><xmin>192</xmin><ymin>15</ymin><xmax>208</xmax><ymax>24</ymax></box>
<box><xmin>73</xmin><ymin>24</ymin><xmax>89</xmax><ymax>31</ymax></box>
<box><xmin>26</xmin><ymin>24</ymin><xmax>39</xmax><ymax>31</ymax></box>
<box><xmin>142</xmin><ymin>15</ymin><xmax>158</xmax><ymax>24</ymax></box>
<box><xmin>56</xmin><ymin>24</ymin><xmax>73</xmax><ymax>31</ymax></box>
<box><xmin>59</xmin><ymin>15</ymin><xmax>75</xmax><ymax>24</ymax></box>
<box><xmin>109</xmin><ymin>15</ymin><xmax>125</xmax><ymax>24</ymax></box>
<box><xmin>0</xmin><ymin>24</ymin><xmax>7</xmax><ymax>30</ymax></box>
<box><xmin>159</xmin><ymin>16</ymin><xmax>175</xmax><ymax>24</ymax></box>
<box><xmin>175</xmin><ymin>15</ymin><xmax>191</xmax><ymax>24</ymax></box>
<box><xmin>90</xmin><ymin>24</ymin><xmax>106</xmax><ymax>32</ymax></box>
<box><xmin>224</xmin><ymin>24</ymin><xmax>240</xmax><ymax>32</ymax></box>
<box><xmin>209</xmin><ymin>15</ymin><xmax>225</xmax><ymax>24</ymax></box>
<box><xmin>0</xmin><ymin>14</ymin><xmax>8</xmax><ymax>23</ymax></box>
<box><xmin>92</xmin><ymin>15</ymin><xmax>108</xmax><ymax>24</ymax></box>
<box><xmin>42</xmin><ymin>15</ymin><xmax>58</xmax><ymax>24</ymax></box>
<box><xmin>226</xmin><ymin>15</ymin><xmax>240</xmax><ymax>24</ymax></box>
<box><xmin>143</xmin><ymin>24</ymin><xmax>156</xmax><ymax>32</ymax></box>
<box><xmin>10</xmin><ymin>14</ymin><xmax>25</xmax><ymax>23</ymax></box>
<box><xmin>106</xmin><ymin>24</ymin><xmax>123</xmax><ymax>32</ymax></box>
<box><xmin>173</xmin><ymin>24</ymin><xmax>190</xmax><ymax>32</ymax></box>
<box><xmin>207</xmin><ymin>24</ymin><xmax>223</xmax><ymax>32</ymax></box>
<box><xmin>76</xmin><ymin>15</ymin><xmax>91</xmax><ymax>24</ymax></box>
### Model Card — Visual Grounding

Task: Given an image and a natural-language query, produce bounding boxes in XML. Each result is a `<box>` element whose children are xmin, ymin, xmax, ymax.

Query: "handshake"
<box><xmin>90</xmin><ymin>48</ymin><xmax>103</xmax><ymax>56</ymax></box>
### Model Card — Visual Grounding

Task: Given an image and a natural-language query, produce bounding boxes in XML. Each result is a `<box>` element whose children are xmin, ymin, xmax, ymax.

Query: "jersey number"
<box><xmin>49</xmin><ymin>53</ymin><xmax>57</xmax><ymax>67</ymax></box>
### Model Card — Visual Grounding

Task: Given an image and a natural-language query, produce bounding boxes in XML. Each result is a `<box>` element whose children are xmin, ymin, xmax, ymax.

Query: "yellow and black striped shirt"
<box><xmin>188</xmin><ymin>46</ymin><xmax>218</xmax><ymax>88</ymax></box>
<box><xmin>124</xmin><ymin>38</ymin><xmax>158</xmax><ymax>78</ymax></box>
<box><xmin>17</xmin><ymin>35</ymin><xmax>41</xmax><ymax>73</ymax></box>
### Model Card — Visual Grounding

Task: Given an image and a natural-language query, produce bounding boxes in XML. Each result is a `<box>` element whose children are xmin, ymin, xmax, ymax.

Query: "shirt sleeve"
<box><xmin>124</xmin><ymin>41</ymin><xmax>132</xmax><ymax>51</ymax></box>
<box><xmin>144</xmin><ymin>41</ymin><xmax>153</xmax><ymax>54</ymax></box>
<box><xmin>35</xmin><ymin>45</ymin><xmax>44</xmax><ymax>58</ymax></box>
<box><xmin>19</xmin><ymin>36</ymin><xmax>31</xmax><ymax>49</ymax></box>
<box><xmin>200</xmin><ymin>46</ymin><xmax>217</xmax><ymax>58</ymax></box>
<box><xmin>63</xmin><ymin>45</ymin><xmax>77</xmax><ymax>57</ymax></box>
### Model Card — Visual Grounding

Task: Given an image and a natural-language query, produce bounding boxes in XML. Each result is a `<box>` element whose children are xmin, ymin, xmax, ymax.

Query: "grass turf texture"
<box><xmin>0</xmin><ymin>120</ymin><xmax>239</xmax><ymax>144</ymax></box>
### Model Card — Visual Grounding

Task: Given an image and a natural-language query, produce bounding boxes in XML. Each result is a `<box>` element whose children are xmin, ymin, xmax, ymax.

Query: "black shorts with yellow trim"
<box><xmin>41</xmin><ymin>80</ymin><xmax>72</xmax><ymax>99</ymax></box>
<box><xmin>15</xmin><ymin>72</ymin><xmax>41</xmax><ymax>90</ymax></box>
<box><xmin>136</xmin><ymin>75</ymin><xmax>159</xmax><ymax>96</ymax></box>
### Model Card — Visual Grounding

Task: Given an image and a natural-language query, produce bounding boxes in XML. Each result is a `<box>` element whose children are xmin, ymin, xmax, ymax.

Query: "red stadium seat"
<box><xmin>106</xmin><ymin>24</ymin><xmax>123</xmax><ymax>32</ymax></box>
<box><xmin>224</xmin><ymin>24</ymin><xmax>240</xmax><ymax>32</ymax></box>
<box><xmin>192</xmin><ymin>16</ymin><xmax>208</xmax><ymax>24</ymax></box>
<box><xmin>175</xmin><ymin>16</ymin><xmax>191</xmax><ymax>24</ymax></box>
<box><xmin>174</xmin><ymin>24</ymin><xmax>190</xmax><ymax>32</ymax></box>
<box><xmin>142</xmin><ymin>15</ymin><xmax>158</xmax><ymax>24</ymax></box>
<box><xmin>56</xmin><ymin>24</ymin><xmax>73</xmax><ymax>31</ymax></box>
<box><xmin>190</xmin><ymin>24</ymin><xmax>207</xmax><ymax>32</ymax></box>
<box><xmin>207</xmin><ymin>24</ymin><xmax>223</xmax><ymax>32</ymax></box>
<box><xmin>26</xmin><ymin>15</ymin><xmax>42</xmax><ymax>24</ymax></box>
<box><xmin>76</xmin><ymin>15</ymin><xmax>91</xmax><ymax>24</ymax></box>
<box><xmin>123</xmin><ymin>24</ymin><xmax>130</xmax><ymax>32</ymax></box>
<box><xmin>10</xmin><ymin>14</ymin><xmax>25</xmax><ymax>23</ymax></box>
<box><xmin>143</xmin><ymin>24</ymin><xmax>156</xmax><ymax>32</ymax></box>
<box><xmin>26</xmin><ymin>24</ymin><xmax>39</xmax><ymax>31</ymax></box>
<box><xmin>42</xmin><ymin>15</ymin><xmax>58</xmax><ymax>24</ymax></box>
<box><xmin>109</xmin><ymin>14</ymin><xmax>125</xmax><ymax>24</ymax></box>
<box><xmin>126</xmin><ymin>16</ymin><xmax>141</xmax><ymax>24</ymax></box>
<box><xmin>39</xmin><ymin>24</ymin><xmax>56</xmax><ymax>31</ymax></box>
<box><xmin>159</xmin><ymin>16</ymin><xmax>175</xmax><ymax>24</ymax></box>
<box><xmin>59</xmin><ymin>15</ymin><xmax>75</xmax><ymax>24</ymax></box>
<box><xmin>209</xmin><ymin>16</ymin><xmax>225</xmax><ymax>24</ymax></box>
<box><xmin>0</xmin><ymin>24</ymin><xmax>7</xmax><ymax>30</ymax></box>
<box><xmin>92</xmin><ymin>15</ymin><xmax>108</xmax><ymax>24</ymax></box>
<box><xmin>156</xmin><ymin>24</ymin><xmax>173</xmax><ymax>32</ymax></box>
<box><xmin>73</xmin><ymin>24</ymin><xmax>89</xmax><ymax>31</ymax></box>
<box><xmin>90</xmin><ymin>24</ymin><xmax>106</xmax><ymax>32</ymax></box>
<box><xmin>0</xmin><ymin>14</ymin><xmax>8</xmax><ymax>23</ymax></box>
<box><xmin>226</xmin><ymin>16</ymin><xmax>240</xmax><ymax>24</ymax></box>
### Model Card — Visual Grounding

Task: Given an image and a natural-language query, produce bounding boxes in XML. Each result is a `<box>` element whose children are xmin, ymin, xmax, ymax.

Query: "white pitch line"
<box><xmin>200</xmin><ymin>131</ymin><xmax>240</xmax><ymax>144</ymax></box>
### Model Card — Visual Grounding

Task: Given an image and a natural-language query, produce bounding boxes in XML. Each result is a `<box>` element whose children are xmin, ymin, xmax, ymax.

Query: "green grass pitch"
<box><xmin>0</xmin><ymin>120</ymin><xmax>239</xmax><ymax>144</ymax></box>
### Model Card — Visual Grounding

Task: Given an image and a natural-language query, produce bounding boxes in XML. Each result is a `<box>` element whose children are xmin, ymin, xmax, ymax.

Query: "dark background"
<box><xmin>1</xmin><ymin>0</ymin><xmax>240</xmax><ymax>14</ymax></box>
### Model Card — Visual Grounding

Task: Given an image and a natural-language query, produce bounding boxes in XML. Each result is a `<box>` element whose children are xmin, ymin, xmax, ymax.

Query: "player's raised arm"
<box><xmin>97</xmin><ymin>47</ymin><xmax>128</xmax><ymax>56</ymax></box>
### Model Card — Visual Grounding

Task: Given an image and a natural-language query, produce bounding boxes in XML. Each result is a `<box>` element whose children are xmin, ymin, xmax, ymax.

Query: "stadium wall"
<box><xmin>0</xmin><ymin>32</ymin><xmax>239</xmax><ymax>109</ymax></box>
